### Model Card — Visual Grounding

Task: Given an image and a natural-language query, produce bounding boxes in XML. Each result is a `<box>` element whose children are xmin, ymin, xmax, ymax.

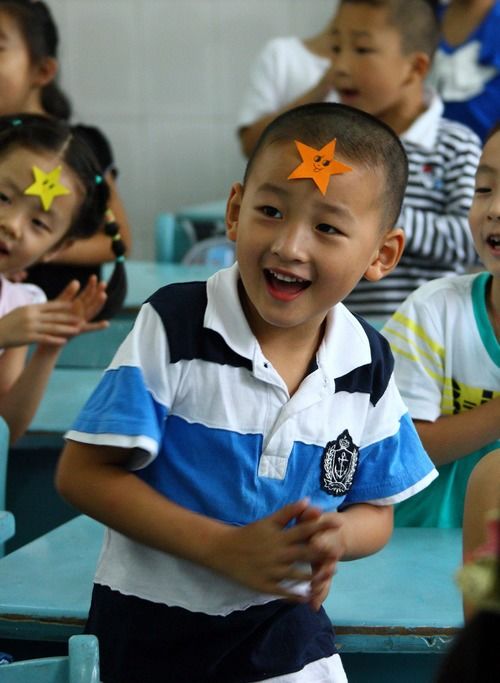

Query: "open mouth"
<box><xmin>338</xmin><ymin>88</ymin><xmax>359</xmax><ymax>100</ymax></box>
<box><xmin>486</xmin><ymin>234</ymin><xmax>500</xmax><ymax>251</ymax></box>
<box><xmin>264</xmin><ymin>269</ymin><xmax>311</xmax><ymax>299</ymax></box>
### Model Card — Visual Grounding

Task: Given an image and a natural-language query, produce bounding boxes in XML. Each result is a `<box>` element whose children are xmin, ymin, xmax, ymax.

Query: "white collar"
<box><xmin>204</xmin><ymin>264</ymin><xmax>373</xmax><ymax>380</ymax></box>
<box><xmin>401</xmin><ymin>86</ymin><xmax>444</xmax><ymax>151</ymax></box>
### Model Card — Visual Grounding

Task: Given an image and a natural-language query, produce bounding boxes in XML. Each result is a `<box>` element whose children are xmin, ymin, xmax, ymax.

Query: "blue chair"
<box><xmin>0</xmin><ymin>416</ymin><xmax>13</xmax><ymax>555</ymax></box>
<box><xmin>155</xmin><ymin>212</ymin><xmax>196</xmax><ymax>263</ymax></box>
<box><xmin>0</xmin><ymin>635</ymin><xmax>100</xmax><ymax>683</ymax></box>
<box><xmin>181</xmin><ymin>236</ymin><xmax>236</xmax><ymax>268</ymax></box>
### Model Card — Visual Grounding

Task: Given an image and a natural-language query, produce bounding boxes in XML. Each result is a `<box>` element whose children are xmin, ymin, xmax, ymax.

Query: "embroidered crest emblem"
<box><xmin>320</xmin><ymin>429</ymin><xmax>359</xmax><ymax>496</ymax></box>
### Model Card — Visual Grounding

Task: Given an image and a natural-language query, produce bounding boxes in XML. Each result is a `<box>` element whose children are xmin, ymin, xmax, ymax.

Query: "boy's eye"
<box><xmin>31</xmin><ymin>217</ymin><xmax>51</xmax><ymax>232</ymax></box>
<box><xmin>474</xmin><ymin>186</ymin><xmax>491</xmax><ymax>194</ymax></box>
<box><xmin>355</xmin><ymin>46</ymin><xmax>374</xmax><ymax>54</ymax></box>
<box><xmin>260</xmin><ymin>205</ymin><xmax>282</xmax><ymax>219</ymax></box>
<box><xmin>316</xmin><ymin>223</ymin><xmax>339</xmax><ymax>235</ymax></box>
<box><xmin>0</xmin><ymin>191</ymin><xmax>10</xmax><ymax>203</ymax></box>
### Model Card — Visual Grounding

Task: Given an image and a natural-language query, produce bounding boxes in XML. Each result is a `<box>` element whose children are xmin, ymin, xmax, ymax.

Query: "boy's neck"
<box><xmin>378</xmin><ymin>89</ymin><xmax>428</xmax><ymax>137</ymax></box>
<box><xmin>258</xmin><ymin>321</ymin><xmax>326</xmax><ymax>396</ymax></box>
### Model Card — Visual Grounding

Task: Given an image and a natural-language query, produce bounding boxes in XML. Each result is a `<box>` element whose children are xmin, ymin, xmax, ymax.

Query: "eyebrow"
<box><xmin>331</xmin><ymin>28</ymin><xmax>374</xmax><ymax>38</ymax></box>
<box><xmin>476</xmin><ymin>164</ymin><xmax>497</xmax><ymax>174</ymax></box>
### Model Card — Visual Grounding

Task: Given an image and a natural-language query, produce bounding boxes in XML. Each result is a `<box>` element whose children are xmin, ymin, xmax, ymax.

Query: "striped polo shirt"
<box><xmin>66</xmin><ymin>264</ymin><xmax>436</xmax><ymax>615</ymax></box>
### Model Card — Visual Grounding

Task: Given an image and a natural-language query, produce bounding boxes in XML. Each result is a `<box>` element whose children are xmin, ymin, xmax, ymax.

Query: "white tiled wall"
<box><xmin>50</xmin><ymin>0</ymin><xmax>336</xmax><ymax>258</ymax></box>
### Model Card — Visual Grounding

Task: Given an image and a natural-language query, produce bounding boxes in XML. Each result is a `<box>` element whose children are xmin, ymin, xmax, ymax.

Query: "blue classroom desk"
<box><xmin>0</xmin><ymin>517</ymin><xmax>462</xmax><ymax>648</ymax></box>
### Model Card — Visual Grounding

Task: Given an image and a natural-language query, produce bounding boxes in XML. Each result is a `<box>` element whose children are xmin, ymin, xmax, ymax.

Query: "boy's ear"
<box><xmin>364</xmin><ymin>228</ymin><xmax>405</xmax><ymax>282</ymax></box>
<box><xmin>226</xmin><ymin>182</ymin><xmax>243</xmax><ymax>242</ymax></box>
<box><xmin>39</xmin><ymin>238</ymin><xmax>75</xmax><ymax>264</ymax></box>
<box><xmin>408</xmin><ymin>51</ymin><xmax>431</xmax><ymax>81</ymax></box>
<box><xmin>33</xmin><ymin>56</ymin><xmax>58</xmax><ymax>88</ymax></box>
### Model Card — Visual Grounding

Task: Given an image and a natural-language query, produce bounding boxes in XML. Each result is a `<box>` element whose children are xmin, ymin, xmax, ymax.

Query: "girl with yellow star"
<box><xmin>0</xmin><ymin>114</ymin><xmax>124</xmax><ymax>443</ymax></box>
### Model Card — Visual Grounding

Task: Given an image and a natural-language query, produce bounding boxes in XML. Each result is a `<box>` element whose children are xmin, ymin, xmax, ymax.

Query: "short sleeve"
<box><xmin>381</xmin><ymin>287</ymin><xmax>445</xmax><ymax>422</ymax></box>
<box><xmin>65</xmin><ymin>303</ymin><xmax>175</xmax><ymax>467</ymax></box>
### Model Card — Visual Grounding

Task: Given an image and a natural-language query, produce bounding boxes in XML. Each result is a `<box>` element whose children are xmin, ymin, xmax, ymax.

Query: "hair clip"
<box><xmin>95</xmin><ymin>174</ymin><xmax>103</xmax><ymax>184</ymax></box>
<box><xmin>11</xmin><ymin>118</ymin><xmax>22</xmax><ymax>127</ymax></box>
<box><xmin>24</xmin><ymin>165</ymin><xmax>71</xmax><ymax>211</ymax></box>
<box><xmin>288</xmin><ymin>139</ymin><xmax>353</xmax><ymax>195</ymax></box>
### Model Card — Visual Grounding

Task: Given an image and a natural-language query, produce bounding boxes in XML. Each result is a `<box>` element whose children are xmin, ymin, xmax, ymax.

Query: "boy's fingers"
<box><xmin>298</xmin><ymin>506</ymin><xmax>323</xmax><ymax>523</ymax></box>
<box><xmin>270</xmin><ymin>499</ymin><xmax>310</xmax><ymax>528</ymax></box>
<box><xmin>285</xmin><ymin>516</ymin><xmax>342</xmax><ymax>545</ymax></box>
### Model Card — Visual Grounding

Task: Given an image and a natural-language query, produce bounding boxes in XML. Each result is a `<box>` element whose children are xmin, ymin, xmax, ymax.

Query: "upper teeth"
<box><xmin>269</xmin><ymin>270</ymin><xmax>304</xmax><ymax>283</ymax></box>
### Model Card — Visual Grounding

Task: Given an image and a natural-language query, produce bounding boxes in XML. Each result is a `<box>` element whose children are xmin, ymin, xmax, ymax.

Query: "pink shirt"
<box><xmin>0</xmin><ymin>276</ymin><xmax>46</xmax><ymax>353</ymax></box>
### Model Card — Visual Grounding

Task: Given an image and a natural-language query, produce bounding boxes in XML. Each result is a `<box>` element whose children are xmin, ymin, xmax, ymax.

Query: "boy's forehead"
<box><xmin>247</xmin><ymin>138</ymin><xmax>386</xmax><ymax>215</ymax></box>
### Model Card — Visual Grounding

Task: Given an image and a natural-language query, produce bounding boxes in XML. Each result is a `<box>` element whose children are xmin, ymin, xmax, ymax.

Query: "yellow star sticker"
<box><xmin>24</xmin><ymin>165</ymin><xmax>71</xmax><ymax>211</ymax></box>
<box><xmin>288</xmin><ymin>139</ymin><xmax>353</xmax><ymax>195</ymax></box>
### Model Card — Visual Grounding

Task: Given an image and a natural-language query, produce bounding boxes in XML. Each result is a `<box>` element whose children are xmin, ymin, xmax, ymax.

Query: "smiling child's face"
<box><xmin>469</xmin><ymin>130</ymin><xmax>500</xmax><ymax>279</ymax></box>
<box><xmin>226</xmin><ymin>139</ymin><xmax>401</xmax><ymax>341</ymax></box>
<box><xmin>0</xmin><ymin>146</ymin><xmax>82</xmax><ymax>275</ymax></box>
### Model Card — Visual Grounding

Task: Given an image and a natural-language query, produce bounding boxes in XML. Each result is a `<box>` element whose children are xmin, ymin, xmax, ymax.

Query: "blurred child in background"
<box><xmin>325</xmin><ymin>0</ymin><xmax>482</xmax><ymax>317</ymax></box>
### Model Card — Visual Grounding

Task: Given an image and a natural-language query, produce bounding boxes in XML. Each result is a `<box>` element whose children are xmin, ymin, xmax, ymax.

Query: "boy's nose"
<box><xmin>332</xmin><ymin>49</ymin><xmax>350</xmax><ymax>76</ymax></box>
<box><xmin>487</xmin><ymin>193</ymin><xmax>500</xmax><ymax>221</ymax></box>
<box><xmin>0</xmin><ymin>212</ymin><xmax>23</xmax><ymax>241</ymax></box>
<box><xmin>270</xmin><ymin>221</ymin><xmax>309</xmax><ymax>261</ymax></box>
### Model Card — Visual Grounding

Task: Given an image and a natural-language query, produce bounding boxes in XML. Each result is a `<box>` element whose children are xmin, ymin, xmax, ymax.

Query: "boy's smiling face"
<box><xmin>226</xmin><ymin>139</ymin><xmax>403</xmax><ymax>340</ymax></box>
<box><xmin>469</xmin><ymin>130</ymin><xmax>500</xmax><ymax>279</ymax></box>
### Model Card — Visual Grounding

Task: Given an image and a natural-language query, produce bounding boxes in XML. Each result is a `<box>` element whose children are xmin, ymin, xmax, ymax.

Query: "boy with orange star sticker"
<box><xmin>57</xmin><ymin>103</ymin><xmax>437</xmax><ymax>683</ymax></box>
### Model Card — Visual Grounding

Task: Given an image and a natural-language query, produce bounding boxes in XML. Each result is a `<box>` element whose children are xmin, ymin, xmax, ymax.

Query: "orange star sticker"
<box><xmin>288</xmin><ymin>139</ymin><xmax>353</xmax><ymax>195</ymax></box>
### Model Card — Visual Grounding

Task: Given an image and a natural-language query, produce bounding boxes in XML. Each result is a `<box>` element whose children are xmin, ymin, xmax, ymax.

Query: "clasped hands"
<box><xmin>210</xmin><ymin>499</ymin><xmax>345</xmax><ymax>611</ymax></box>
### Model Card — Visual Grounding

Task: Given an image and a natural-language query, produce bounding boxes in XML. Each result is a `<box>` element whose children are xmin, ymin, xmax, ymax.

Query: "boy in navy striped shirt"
<box><xmin>57</xmin><ymin>103</ymin><xmax>436</xmax><ymax>683</ymax></box>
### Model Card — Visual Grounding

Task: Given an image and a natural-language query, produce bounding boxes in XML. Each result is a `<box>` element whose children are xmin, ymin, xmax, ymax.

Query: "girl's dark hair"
<box><xmin>0</xmin><ymin>114</ymin><xmax>126</xmax><ymax>318</ymax></box>
<box><xmin>0</xmin><ymin>0</ymin><xmax>71</xmax><ymax>119</ymax></box>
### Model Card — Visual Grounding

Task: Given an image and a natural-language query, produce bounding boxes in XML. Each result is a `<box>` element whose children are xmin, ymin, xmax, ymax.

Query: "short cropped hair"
<box><xmin>339</xmin><ymin>0</ymin><xmax>439</xmax><ymax>58</ymax></box>
<box><xmin>244</xmin><ymin>102</ymin><xmax>408</xmax><ymax>230</ymax></box>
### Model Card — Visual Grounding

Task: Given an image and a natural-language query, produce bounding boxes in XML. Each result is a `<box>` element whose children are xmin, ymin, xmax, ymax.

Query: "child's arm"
<box><xmin>239</xmin><ymin>64</ymin><xmax>337</xmax><ymax>158</ymax></box>
<box><xmin>299</xmin><ymin>503</ymin><xmax>394</xmax><ymax>611</ymax></box>
<box><xmin>0</xmin><ymin>278</ymin><xmax>108</xmax><ymax>443</ymax></box>
<box><xmin>56</xmin><ymin>441</ymin><xmax>340</xmax><ymax>600</ymax></box>
<box><xmin>415</xmin><ymin>397</ymin><xmax>500</xmax><ymax>466</ymax></box>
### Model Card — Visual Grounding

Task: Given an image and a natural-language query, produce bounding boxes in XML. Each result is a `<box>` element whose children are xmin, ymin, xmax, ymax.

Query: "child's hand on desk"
<box><xmin>298</xmin><ymin>506</ymin><xmax>347</xmax><ymax>611</ymax></box>
<box><xmin>210</xmin><ymin>499</ymin><xmax>340</xmax><ymax>600</ymax></box>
